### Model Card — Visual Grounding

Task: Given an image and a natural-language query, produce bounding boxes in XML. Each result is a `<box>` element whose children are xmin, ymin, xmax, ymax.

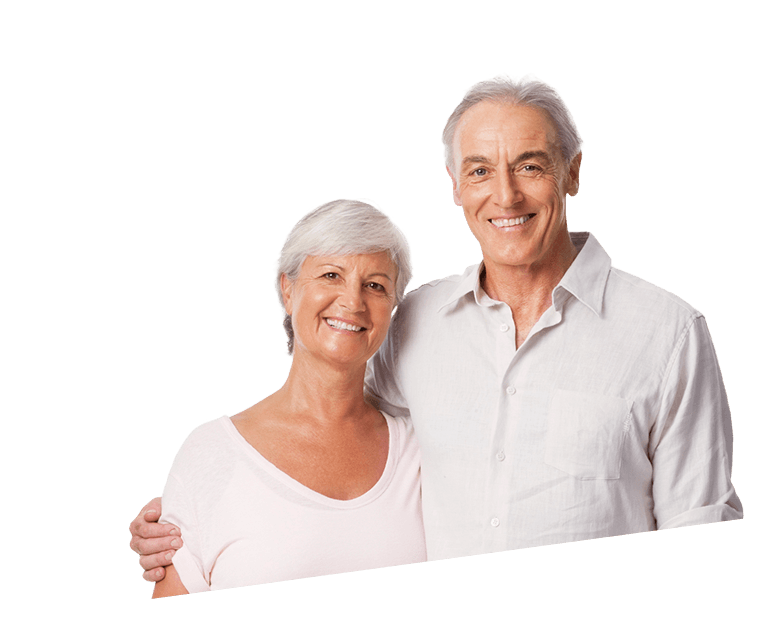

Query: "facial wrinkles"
<box><xmin>287</xmin><ymin>255</ymin><xmax>397</xmax><ymax>365</ymax></box>
<box><xmin>450</xmin><ymin>103</ymin><xmax>578</xmax><ymax>274</ymax></box>
<box><xmin>463</xmin><ymin>151</ymin><xmax>561</xmax><ymax>217</ymax></box>
<box><xmin>457</xmin><ymin>128</ymin><xmax>559</xmax><ymax>204</ymax></box>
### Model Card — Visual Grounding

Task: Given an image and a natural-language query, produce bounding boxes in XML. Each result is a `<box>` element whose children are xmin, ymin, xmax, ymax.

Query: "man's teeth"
<box><xmin>325</xmin><ymin>318</ymin><xmax>364</xmax><ymax>332</ymax></box>
<box><xmin>491</xmin><ymin>215</ymin><xmax>532</xmax><ymax>228</ymax></box>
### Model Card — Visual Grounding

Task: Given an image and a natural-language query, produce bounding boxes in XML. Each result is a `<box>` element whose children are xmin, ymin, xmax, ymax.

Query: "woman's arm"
<box><xmin>152</xmin><ymin>563</ymin><xmax>189</xmax><ymax>598</ymax></box>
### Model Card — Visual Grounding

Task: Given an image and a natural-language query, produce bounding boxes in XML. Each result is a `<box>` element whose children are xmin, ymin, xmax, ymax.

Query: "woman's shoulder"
<box><xmin>176</xmin><ymin>416</ymin><xmax>231</xmax><ymax>449</ymax></box>
<box><xmin>380</xmin><ymin>409</ymin><xmax>413</xmax><ymax>426</ymax></box>
<box><xmin>377</xmin><ymin>411</ymin><xmax>420</xmax><ymax>488</ymax></box>
<box><xmin>379</xmin><ymin>411</ymin><xmax>418</xmax><ymax>451</ymax></box>
<box><xmin>167</xmin><ymin>416</ymin><xmax>236</xmax><ymax>480</ymax></box>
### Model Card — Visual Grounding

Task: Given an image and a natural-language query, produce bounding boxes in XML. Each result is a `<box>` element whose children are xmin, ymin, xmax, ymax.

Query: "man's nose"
<box><xmin>494</xmin><ymin>172</ymin><xmax>522</xmax><ymax>209</ymax></box>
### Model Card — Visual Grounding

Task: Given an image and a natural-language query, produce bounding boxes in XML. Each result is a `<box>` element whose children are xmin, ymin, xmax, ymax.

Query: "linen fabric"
<box><xmin>367</xmin><ymin>232</ymin><xmax>742</xmax><ymax>561</ymax></box>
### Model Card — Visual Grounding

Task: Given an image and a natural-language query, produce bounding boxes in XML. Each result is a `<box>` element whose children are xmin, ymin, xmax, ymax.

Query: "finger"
<box><xmin>129</xmin><ymin>499</ymin><xmax>163</xmax><ymax>536</ymax></box>
<box><xmin>132</xmin><ymin>534</ymin><xmax>183</xmax><ymax>556</ymax></box>
<box><xmin>139</xmin><ymin>497</ymin><xmax>162</xmax><ymax>517</ymax></box>
<box><xmin>139</xmin><ymin>549</ymin><xmax>176</xmax><ymax>571</ymax></box>
<box><xmin>142</xmin><ymin>566</ymin><xmax>167</xmax><ymax>583</ymax></box>
<box><xmin>128</xmin><ymin>523</ymin><xmax>179</xmax><ymax>555</ymax></box>
<box><xmin>131</xmin><ymin>497</ymin><xmax>161</xmax><ymax>524</ymax></box>
<box><xmin>130</xmin><ymin>519</ymin><xmax>178</xmax><ymax>540</ymax></box>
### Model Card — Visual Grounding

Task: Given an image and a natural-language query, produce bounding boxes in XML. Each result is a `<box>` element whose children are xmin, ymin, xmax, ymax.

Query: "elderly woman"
<box><xmin>150</xmin><ymin>200</ymin><xmax>425</xmax><ymax>596</ymax></box>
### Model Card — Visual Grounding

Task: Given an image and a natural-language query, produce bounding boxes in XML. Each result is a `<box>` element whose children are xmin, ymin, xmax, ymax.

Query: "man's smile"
<box><xmin>490</xmin><ymin>214</ymin><xmax>535</xmax><ymax>228</ymax></box>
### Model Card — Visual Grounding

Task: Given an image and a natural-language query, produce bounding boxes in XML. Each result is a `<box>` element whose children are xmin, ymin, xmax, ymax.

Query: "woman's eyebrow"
<box><xmin>318</xmin><ymin>264</ymin><xmax>393</xmax><ymax>282</ymax></box>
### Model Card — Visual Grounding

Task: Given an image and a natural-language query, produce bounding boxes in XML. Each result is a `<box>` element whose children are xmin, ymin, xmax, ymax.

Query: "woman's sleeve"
<box><xmin>160</xmin><ymin>465</ymin><xmax>212</xmax><ymax>593</ymax></box>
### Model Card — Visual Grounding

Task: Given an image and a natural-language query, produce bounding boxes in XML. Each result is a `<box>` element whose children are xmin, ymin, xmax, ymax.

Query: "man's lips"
<box><xmin>490</xmin><ymin>214</ymin><xmax>535</xmax><ymax>228</ymax></box>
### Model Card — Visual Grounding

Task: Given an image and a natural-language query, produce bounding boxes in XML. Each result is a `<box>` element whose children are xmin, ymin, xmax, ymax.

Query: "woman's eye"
<box><xmin>323</xmin><ymin>272</ymin><xmax>339</xmax><ymax>280</ymax></box>
<box><xmin>367</xmin><ymin>282</ymin><xmax>385</xmax><ymax>291</ymax></box>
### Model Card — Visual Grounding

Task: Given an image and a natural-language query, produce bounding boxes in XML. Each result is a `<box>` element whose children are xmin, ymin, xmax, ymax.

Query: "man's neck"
<box><xmin>481</xmin><ymin>236</ymin><xmax>578</xmax><ymax>348</ymax></box>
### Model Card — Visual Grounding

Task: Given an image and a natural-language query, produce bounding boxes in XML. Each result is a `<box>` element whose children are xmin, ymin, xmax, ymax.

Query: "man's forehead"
<box><xmin>455</xmin><ymin>102</ymin><xmax>557</xmax><ymax>145</ymax></box>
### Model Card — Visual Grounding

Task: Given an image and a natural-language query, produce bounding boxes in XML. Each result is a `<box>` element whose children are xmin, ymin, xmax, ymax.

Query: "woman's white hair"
<box><xmin>276</xmin><ymin>199</ymin><xmax>412</xmax><ymax>354</ymax></box>
<box><xmin>442</xmin><ymin>77</ymin><xmax>582</xmax><ymax>174</ymax></box>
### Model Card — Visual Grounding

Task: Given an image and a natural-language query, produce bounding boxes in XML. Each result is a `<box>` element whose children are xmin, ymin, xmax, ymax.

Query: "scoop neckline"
<box><xmin>219</xmin><ymin>411</ymin><xmax>399</xmax><ymax>509</ymax></box>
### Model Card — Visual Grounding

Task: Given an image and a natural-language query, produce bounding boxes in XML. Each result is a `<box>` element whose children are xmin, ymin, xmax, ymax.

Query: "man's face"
<box><xmin>448</xmin><ymin>101</ymin><xmax>581</xmax><ymax>274</ymax></box>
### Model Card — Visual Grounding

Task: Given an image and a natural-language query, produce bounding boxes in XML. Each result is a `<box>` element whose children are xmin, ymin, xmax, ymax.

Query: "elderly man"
<box><xmin>131</xmin><ymin>77</ymin><xmax>742</xmax><ymax>576</ymax></box>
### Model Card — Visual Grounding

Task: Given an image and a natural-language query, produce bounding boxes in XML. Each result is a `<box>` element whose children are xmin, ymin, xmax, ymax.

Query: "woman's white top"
<box><xmin>160</xmin><ymin>413</ymin><xmax>426</xmax><ymax>592</ymax></box>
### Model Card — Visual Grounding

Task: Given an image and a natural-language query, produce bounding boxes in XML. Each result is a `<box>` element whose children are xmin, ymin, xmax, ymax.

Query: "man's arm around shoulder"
<box><xmin>129</xmin><ymin>497</ymin><xmax>183</xmax><ymax>582</ymax></box>
<box><xmin>152</xmin><ymin>563</ymin><xmax>189</xmax><ymax>598</ymax></box>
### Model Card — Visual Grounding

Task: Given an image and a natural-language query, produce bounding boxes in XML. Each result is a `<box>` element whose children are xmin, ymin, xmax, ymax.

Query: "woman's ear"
<box><xmin>280</xmin><ymin>273</ymin><xmax>293</xmax><ymax>315</ymax></box>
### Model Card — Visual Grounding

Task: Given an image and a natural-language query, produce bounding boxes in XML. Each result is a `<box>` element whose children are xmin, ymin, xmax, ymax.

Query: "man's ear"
<box><xmin>280</xmin><ymin>273</ymin><xmax>293</xmax><ymax>315</ymax></box>
<box><xmin>567</xmin><ymin>152</ymin><xmax>582</xmax><ymax>196</ymax></box>
<box><xmin>447</xmin><ymin>165</ymin><xmax>462</xmax><ymax>206</ymax></box>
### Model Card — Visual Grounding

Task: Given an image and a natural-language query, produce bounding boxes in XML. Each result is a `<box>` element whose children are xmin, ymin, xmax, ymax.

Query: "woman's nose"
<box><xmin>339</xmin><ymin>284</ymin><xmax>365</xmax><ymax>312</ymax></box>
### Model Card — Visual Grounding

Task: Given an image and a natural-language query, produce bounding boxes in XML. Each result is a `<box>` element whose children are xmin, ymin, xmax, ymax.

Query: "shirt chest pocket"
<box><xmin>544</xmin><ymin>389</ymin><xmax>633</xmax><ymax>480</ymax></box>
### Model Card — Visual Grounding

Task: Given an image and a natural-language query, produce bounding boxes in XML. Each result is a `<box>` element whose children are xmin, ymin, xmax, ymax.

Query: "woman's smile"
<box><xmin>324</xmin><ymin>317</ymin><xmax>366</xmax><ymax>332</ymax></box>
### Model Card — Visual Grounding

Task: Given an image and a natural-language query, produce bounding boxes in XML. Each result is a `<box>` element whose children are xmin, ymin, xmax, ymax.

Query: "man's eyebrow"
<box><xmin>514</xmin><ymin>150</ymin><xmax>553</xmax><ymax>164</ymax></box>
<box><xmin>461</xmin><ymin>151</ymin><xmax>554</xmax><ymax>169</ymax></box>
<box><xmin>460</xmin><ymin>155</ymin><xmax>493</xmax><ymax>168</ymax></box>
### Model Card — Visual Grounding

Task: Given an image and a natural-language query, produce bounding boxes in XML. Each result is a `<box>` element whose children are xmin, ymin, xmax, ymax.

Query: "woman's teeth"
<box><xmin>325</xmin><ymin>318</ymin><xmax>363</xmax><ymax>332</ymax></box>
<box><xmin>491</xmin><ymin>214</ymin><xmax>532</xmax><ymax>228</ymax></box>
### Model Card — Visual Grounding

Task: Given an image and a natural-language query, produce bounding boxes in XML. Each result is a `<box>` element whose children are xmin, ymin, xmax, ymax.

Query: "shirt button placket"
<box><xmin>489</xmin><ymin>309</ymin><xmax>514</xmax><ymax>550</ymax></box>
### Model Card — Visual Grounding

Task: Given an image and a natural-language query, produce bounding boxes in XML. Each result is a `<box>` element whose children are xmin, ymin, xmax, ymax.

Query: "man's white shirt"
<box><xmin>367</xmin><ymin>232</ymin><xmax>742</xmax><ymax>561</ymax></box>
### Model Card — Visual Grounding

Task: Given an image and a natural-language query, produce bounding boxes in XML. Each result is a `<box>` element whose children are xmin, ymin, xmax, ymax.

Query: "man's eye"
<box><xmin>471</xmin><ymin>168</ymin><xmax>487</xmax><ymax>177</ymax></box>
<box><xmin>522</xmin><ymin>164</ymin><xmax>541</xmax><ymax>173</ymax></box>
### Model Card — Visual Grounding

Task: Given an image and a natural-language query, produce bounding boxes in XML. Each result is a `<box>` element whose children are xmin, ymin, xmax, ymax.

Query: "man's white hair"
<box><xmin>442</xmin><ymin>77</ymin><xmax>583</xmax><ymax>174</ymax></box>
<box><xmin>276</xmin><ymin>199</ymin><xmax>412</xmax><ymax>354</ymax></box>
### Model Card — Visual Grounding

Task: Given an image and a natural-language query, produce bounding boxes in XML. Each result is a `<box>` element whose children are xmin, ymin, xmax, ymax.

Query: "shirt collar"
<box><xmin>439</xmin><ymin>263</ymin><xmax>489</xmax><ymax>311</ymax></box>
<box><xmin>553</xmin><ymin>232</ymin><xmax>611</xmax><ymax>316</ymax></box>
<box><xmin>438</xmin><ymin>232</ymin><xmax>611</xmax><ymax>315</ymax></box>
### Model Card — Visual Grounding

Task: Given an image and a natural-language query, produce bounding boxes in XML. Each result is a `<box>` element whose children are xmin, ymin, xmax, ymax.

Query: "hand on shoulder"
<box><xmin>129</xmin><ymin>497</ymin><xmax>183</xmax><ymax>582</ymax></box>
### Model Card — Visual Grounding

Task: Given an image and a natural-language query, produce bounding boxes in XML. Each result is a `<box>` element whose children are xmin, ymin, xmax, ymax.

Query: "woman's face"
<box><xmin>281</xmin><ymin>252</ymin><xmax>398</xmax><ymax>368</ymax></box>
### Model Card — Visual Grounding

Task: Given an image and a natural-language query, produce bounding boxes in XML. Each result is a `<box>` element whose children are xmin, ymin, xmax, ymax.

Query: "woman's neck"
<box><xmin>271</xmin><ymin>352</ymin><xmax>371</xmax><ymax>424</ymax></box>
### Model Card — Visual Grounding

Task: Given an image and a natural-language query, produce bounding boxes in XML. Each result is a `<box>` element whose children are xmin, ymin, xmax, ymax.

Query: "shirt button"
<box><xmin>491</xmin><ymin>518</ymin><xmax>500</xmax><ymax>527</ymax></box>
<box><xmin>500</xmin><ymin>324</ymin><xmax>509</xmax><ymax>332</ymax></box>
<box><xmin>496</xmin><ymin>451</ymin><xmax>505</xmax><ymax>461</ymax></box>
<box><xmin>506</xmin><ymin>386</ymin><xmax>516</xmax><ymax>395</ymax></box>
